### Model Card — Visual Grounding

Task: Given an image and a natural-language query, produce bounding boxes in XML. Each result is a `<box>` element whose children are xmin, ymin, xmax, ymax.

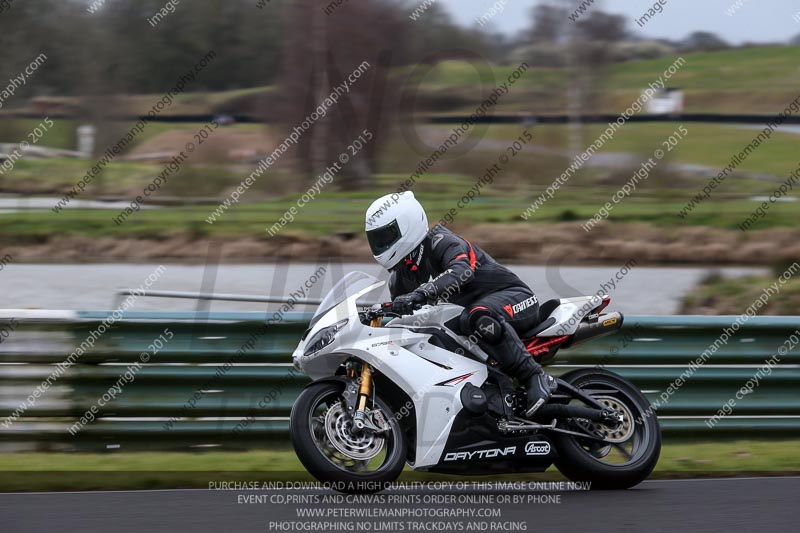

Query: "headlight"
<box><xmin>303</xmin><ymin>319</ymin><xmax>348</xmax><ymax>356</ymax></box>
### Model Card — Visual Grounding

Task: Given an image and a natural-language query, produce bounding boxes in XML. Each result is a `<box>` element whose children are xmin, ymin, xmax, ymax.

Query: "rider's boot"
<box><xmin>476</xmin><ymin>318</ymin><xmax>557</xmax><ymax>417</ymax></box>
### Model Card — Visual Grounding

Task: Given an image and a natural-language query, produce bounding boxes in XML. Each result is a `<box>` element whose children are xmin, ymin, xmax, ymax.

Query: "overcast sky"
<box><xmin>437</xmin><ymin>0</ymin><xmax>800</xmax><ymax>44</ymax></box>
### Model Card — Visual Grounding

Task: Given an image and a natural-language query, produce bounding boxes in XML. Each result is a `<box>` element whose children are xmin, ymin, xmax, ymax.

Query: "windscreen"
<box><xmin>309</xmin><ymin>271</ymin><xmax>381</xmax><ymax>327</ymax></box>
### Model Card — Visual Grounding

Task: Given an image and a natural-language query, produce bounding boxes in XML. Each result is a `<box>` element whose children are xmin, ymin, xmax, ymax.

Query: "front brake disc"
<box><xmin>324</xmin><ymin>402</ymin><xmax>385</xmax><ymax>460</ymax></box>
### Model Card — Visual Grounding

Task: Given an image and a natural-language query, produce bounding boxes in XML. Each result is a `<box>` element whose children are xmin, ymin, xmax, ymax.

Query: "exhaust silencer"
<box><xmin>562</xmin><ymin>312</ymin><xmax>624</xmax><ymax>348</ymax></box>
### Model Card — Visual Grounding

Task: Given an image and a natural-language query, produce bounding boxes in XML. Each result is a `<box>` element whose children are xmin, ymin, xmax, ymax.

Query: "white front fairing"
<box><xmin>293</xmin><ymin>281</ymin><xmax>487</xmax><ymax>469</ymax></box>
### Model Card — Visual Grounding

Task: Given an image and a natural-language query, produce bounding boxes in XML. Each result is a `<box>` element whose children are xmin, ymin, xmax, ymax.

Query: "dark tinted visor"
<box><xmin>366</xmin><ymin>219</ymin><xmax>401</xmax><ymax>256</ymax></box>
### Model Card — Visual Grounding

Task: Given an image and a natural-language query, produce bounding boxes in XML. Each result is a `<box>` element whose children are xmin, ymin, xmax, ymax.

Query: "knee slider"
<box><xmin>474</xmin><ymin>315</ymin><xmax>503</xmax><ymax>344</ymax></box>
<box><xmin>460</xmin><ymin>306</ymin><xmax>503</xmax><ymax>344</ymax></box>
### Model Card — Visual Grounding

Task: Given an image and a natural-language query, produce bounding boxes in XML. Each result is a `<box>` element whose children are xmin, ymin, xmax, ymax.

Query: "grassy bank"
<box><xmin>4</xmin><ymin>192</ymin><xmax>800</xmax><ymax>236</ymax></box>
<box><xmin>2</xmin><ymin>114</ymin><xmax>799</xmax><ymax>264</ymax></box>
<box><xmin>10</xmin><ymin>46</ymin><xmax>800</xmax><ymax>119</ymax></box>
<box><xmin>2</xmin><ymin>208</ymin><xmax>800</xmax><ymax>267</ymax></box>
<box><xmin>4</xmin><ymin>121</ymin><xmax>799</xmax><ymax>197</ymax></box>
<box><xmin>682</xmin><ymin>267</ymin><xmax>800</xmax><ymax>314</ymax></box>
<box><xmin>1</xmin><ymin>439</ymin><xmax>798</xmax><ymax>491</ymax></box>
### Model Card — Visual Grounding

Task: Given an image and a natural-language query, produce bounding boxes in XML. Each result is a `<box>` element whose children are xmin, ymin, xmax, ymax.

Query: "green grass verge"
<box><xmin>482</xmin><ymin>122</ymin><xmax>800</xmax><ymax>181</ymax></box>
<box><xmin>681</xmin><ymin>269</ymin><xmax>800</xmax><ymax>314</ymax></box>
<box><xmin>1</xmin><ymin>120</ymin><xmax>798</xmax><ymax>243</ymax></box>
<box><xmin>384</xmin><ymin>47</ymin><xmax>800</xmax><ymax>114</ymax></box>
<box><xmin>1</xmin><ymin>440</ymin><xmax>798</xmax><ymax>491</ymax></box>
<box><xmin>607</xmin><ymin>46</ymin><xmax>800</xmax><ymax>91</ymax></box>
<box><xmin>3</xmin><ymin>187</ymin><xmax>795</xmax><ymax>243</ymax></box>
<box><xmin>418</xmin><ymin>47</ymin><xmax>800</xmax><ymax>92</ymax></box>
<box><xmin>9</xmin><ymin>47</ymin><xmax>800</xmax><ymax>123</ymax></box>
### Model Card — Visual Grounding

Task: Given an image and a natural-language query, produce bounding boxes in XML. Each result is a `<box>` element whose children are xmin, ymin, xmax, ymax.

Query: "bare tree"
<box><xmin>529</xmin><ymin>3</ymin><xmax>569</xmax><ymax>44</ymax></box>
<box><xmin>572</xmin><ymin>8</ymin><xmax>628</xmax><ymax>111</ymax></box>
<box><xmin>282</xmin><ymin>0</ymin><xmax>406</xmax><ymax>189</ymax></box>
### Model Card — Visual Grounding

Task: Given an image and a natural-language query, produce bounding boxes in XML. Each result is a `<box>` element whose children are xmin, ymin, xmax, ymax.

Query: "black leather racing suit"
<box><xmin>389</xmin><ymin>225</ymin><xmax>540</xmax><ymax>335</ymax></box>
<box><xmin>389</xmin><ymin>225</ymin><xmax>553</xmax><ymax>396</ymax></box>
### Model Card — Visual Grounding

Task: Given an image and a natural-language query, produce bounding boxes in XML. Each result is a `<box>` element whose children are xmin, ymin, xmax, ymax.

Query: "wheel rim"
<box><xmin>595</xmin><ymin>395</ymin><xmax>635</xmax><ymax>443</ymax></box>
<box><xmin>307</xmin><ymin>389</ymin><xmax>398</xmax><ymax>475</ymax></box>
<box><xmin>568</xmin><ymin>379</ymin><xmax>652</xmax><ymax>467</ymax></box>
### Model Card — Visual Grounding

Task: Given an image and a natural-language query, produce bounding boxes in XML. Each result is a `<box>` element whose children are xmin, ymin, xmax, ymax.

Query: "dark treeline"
<box><xmin>1</xmin><ymin>0</ymin><xmax>787</xmax><ymax>188</ymax></box>
<box><xmin>0</xmin><ymin>0</ymin><xmax>503</xmax><ymax>187</ymax></box>
<box><xmin>0</xmin><ymin>0</ymin><xmax>502</xmax><ymax>98</ymax></box>
<box><xmin>0</xmin><ymin>0</ymin><xmax>286</xmax><ymax>96</ymax></box>
<box><xmin>0</xmin><ymin>0</ymin><xmax>776</xmax><ymax>100</ymax></box>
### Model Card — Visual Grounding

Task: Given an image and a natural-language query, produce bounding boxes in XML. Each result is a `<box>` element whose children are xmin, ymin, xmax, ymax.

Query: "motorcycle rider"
<box><xmin>365</xmin><ymin>191</ymin><xmax>556</xmax><ymax>417</ymax></box>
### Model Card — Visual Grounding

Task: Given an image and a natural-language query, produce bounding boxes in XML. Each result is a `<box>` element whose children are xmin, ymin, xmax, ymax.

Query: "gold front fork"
<box><xmin>353</xmin><ymin>362</ymin><xmax>372</xmax><ymax>429</ymax></box>
<box><xmin>353</xmin><ymin>317</ymin><xmax>382</xmax><ymax>428</ymax></box>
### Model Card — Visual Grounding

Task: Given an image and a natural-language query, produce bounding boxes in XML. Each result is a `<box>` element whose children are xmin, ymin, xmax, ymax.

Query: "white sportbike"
<box><xmin>290</xmin><ymin>272</ymin><xmax>660</xmax><ymax>492</ymax></box>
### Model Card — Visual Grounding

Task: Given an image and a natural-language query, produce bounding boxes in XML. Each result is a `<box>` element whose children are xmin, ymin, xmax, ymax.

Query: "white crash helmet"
<box><xmin>365</xmin><ymin>191</ymin><xmax>429</xmax><ymax>270</ymax></box>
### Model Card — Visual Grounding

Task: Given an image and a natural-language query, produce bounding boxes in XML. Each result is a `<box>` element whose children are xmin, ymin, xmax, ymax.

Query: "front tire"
<box><xmin>552</xmin><ymin>369</ymin><xmax>661</xmax><ymax>489</ymax></box>
<box><xmin>290</xmin><ymin>380</ymin><xmax>407</xmax><ymax>493</ymax></box>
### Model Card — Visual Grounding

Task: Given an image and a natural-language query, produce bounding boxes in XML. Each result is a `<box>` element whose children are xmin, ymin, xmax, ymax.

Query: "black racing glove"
<box><xmin>391</xmin><ymin>291</ymin><xmax>426</xmax><ymax>315</ymax></box>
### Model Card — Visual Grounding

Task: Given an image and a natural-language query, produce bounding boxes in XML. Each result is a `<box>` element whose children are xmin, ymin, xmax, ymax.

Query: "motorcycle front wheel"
<box><xmin>290</xmin><ymin>380</ymin><xmax>407</xmax><ymax>493</ymax></box>
<box><xmin>552</xmin><ymin>368</ymin><xmax>661</xmax><ymax>489</ymax></box>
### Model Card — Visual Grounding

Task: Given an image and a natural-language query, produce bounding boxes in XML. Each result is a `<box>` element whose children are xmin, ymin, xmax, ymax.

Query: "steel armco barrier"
<box><xmin>1</xmin><ymin>311</ymin><xmax>798</xmax><ymax>451</ymax></box>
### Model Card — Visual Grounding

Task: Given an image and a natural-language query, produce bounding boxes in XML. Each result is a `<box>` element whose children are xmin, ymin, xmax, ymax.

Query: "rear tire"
<box><xmin>290</xmin><ymin>380</ymin><xmax>407</xmax><ymax>493</ymax></box>
<box><xmin>552</xmin><ymin>369</ymin><xmax>661</xmax><ymax>489</ymax></box>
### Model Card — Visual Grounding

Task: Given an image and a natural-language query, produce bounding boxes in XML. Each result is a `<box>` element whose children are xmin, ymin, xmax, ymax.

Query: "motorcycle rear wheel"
<box><xmin>290</xmin><ymin>380</ymin><xmax>407</xmax><ymax>493</ymax></box>
<box><xmin>552</xmin><ymin>368</ymin><xmax>661</xmax><ymax>489</ymax></box>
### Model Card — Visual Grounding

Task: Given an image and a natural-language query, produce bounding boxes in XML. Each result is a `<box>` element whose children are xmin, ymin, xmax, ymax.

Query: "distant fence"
<box><xmin>426</xmin><ymin>113</ymin><xmax>800</xmax><ymax>126</ymax></box>
<box><xmin>0</xmin><ymin>311</ymin><xmax>798</xmax><ymax>452</ymax></box>
<box><xmin>8</xmin><ymin>112</ymin><xmax>800</xmax><ymax>125</ymax></box>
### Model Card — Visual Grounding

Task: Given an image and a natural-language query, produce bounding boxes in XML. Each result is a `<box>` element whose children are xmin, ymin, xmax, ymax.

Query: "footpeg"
<box><xmin>525</xmin><ymin>398</ymin><xmax>546</xmax><ymax>418</ymax></box>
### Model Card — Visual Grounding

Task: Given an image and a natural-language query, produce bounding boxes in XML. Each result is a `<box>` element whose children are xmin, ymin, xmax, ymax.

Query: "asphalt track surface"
<box><xmin>2</xmin><ymin>477</ymin><xmax>797</xmax><ymax>533</ymax></box>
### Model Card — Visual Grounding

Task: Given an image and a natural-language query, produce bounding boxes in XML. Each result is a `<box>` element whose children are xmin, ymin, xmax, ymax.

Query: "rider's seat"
<box><xmin>519</xmin><ymin>298</ymin><xmax>560</xmax><ymax>339</ymax></box>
